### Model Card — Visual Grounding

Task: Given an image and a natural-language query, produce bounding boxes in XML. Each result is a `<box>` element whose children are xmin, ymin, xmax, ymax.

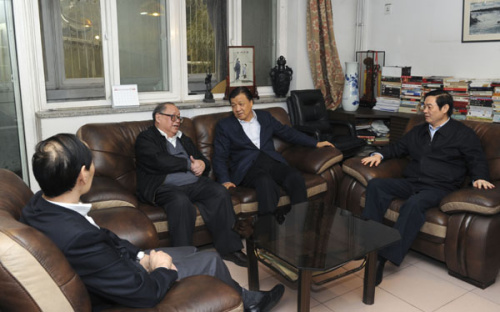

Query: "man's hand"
<box><xmin>473</xmin><ymin>179</ymin><xmax>496</xmax><ymax>190</ymax></box>
<box><xmin>361</xmin><ymin>154</ymin><xmax>383</xmax><ymax>167</ymax></box>
<box><xmin>139</xmin><ymin>254</ymin><xmax>151</xmax><ymax>272</ymax></box>
<box><xmin>316</xmin><ymin>141</ymin><xmax>334</xmax><ymax>148</ymax></box>
<box><xmin>223</xmin><ymin>182</ymin><xmax>236</xmax><ymax>189</ymax></box>
<box><xmin>190</xmin><ymin>156</ymin><xmax>205</xmax><ymax>176</ymax></box>
<box><xmin>148</xmin><ymin>250</ymin><xmax>178</xmax><ymax>271</ymax></box>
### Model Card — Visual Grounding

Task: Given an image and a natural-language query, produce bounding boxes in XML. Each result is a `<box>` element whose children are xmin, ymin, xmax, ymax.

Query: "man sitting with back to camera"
<box><xmin>21</xmin><ymin>133</ymin><xmax>284</xmax><ymax>311</ymax></box>
<box><xmin>135</xmin><ymin>102</ymin><xmax>248</xmax><ymax>267</ymax></box>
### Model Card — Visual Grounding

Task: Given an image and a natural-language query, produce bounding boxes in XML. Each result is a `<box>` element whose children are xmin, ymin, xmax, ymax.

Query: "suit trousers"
<box><xmin>241</xmin><ymin>152</ymin><xmax>307</xmax><ymax>214</ymax></box>
<box><xmin>152</xmin><ymin>246</ymin><xmax>241</xmax><ymax>293</ymax></box>
<box><xmin>155</xmin><ymin>177</ymin><xmax>243</xmax><ymax>255</ymax></box>
<box><xmin>362</xmin><ymin>178</ymin><xmax>451</xmax><ymax>265</ymax></box>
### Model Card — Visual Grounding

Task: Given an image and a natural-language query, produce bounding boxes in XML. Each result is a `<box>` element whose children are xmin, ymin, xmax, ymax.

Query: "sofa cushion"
<box><xmin>101</xmin><ymin>275</ymin><xmax>243</xmax><ymax>312</ymax></box>
<box><xmin>231</xmin><ymin>173</ymin><xmax>328</xmax><ymax>214</ymax></box>
<box><xmin>361</xmin><ymin>195</ymin><xmax>448</xmax><ymax>242</ymax></box>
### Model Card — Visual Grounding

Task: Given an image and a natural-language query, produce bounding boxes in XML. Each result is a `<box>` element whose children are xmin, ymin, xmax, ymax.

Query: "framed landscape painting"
<box><xmin>463</xmin><ymin>0</ymin><xmax>500</xmax><ymax>42</ymax></box>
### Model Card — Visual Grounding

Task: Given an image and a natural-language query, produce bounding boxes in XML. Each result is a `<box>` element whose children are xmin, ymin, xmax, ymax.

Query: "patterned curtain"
<box><xmin>306</xmin><ymin>0</ymin><xmax>344</xmax><ymax>110</ymax></box>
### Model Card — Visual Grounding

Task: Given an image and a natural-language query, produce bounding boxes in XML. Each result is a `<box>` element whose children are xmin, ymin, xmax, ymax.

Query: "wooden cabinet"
<box><xmin>328</xmin><ymin>107</ymin><xmax>417</xmax><ymax>144</ymax></box>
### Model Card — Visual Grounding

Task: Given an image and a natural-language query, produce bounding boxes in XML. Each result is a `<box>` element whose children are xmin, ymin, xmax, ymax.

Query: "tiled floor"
<box><xmin>223</xmin><ymin>247</ymin><xmax>500</xmax><ymax>312</ymax></box>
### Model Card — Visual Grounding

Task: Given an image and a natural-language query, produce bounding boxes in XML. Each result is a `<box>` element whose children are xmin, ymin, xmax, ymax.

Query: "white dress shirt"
<box><xmin>157</xmin><ymin>128</ymin><xmax>183</xmax><ymax>148</ymax></box>
<box><xmin>44</xmin><ymin>198</ymin><xmax>99</xmax><ymax>228</ymax></box>
<box><xmin>238</xmin><ymin>110</ymin><xmax>261</xmax><ymax>149</ymax></box>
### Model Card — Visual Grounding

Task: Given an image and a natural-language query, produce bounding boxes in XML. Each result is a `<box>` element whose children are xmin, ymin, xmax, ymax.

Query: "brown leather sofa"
<box><xmin>77</xmin><ymin>107</ymin><xmax>344</xmax><ymax>247</ymax></box>
<box><xmin>0</xmin><ymin>168</ymin><xmax>243</xmax><ymax>311</ymax></box>
<box><xmin>338</xmin><ymin>115</ymin><xmax>500</xmax><ymax>289</ymax></box>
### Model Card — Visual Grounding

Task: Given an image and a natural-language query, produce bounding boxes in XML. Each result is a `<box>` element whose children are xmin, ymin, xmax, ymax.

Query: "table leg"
<box><xmin>298</xmin><ymin>269</ymin><xmax>312</xmax><ymax>312</ymax></box>
<box><xmin>246</xmin><ymin>237</ymin><xmax>260</xmax><ymax>291</ymax></box>
<box><xmin>363</xmin><ymin>250</ymin><xmax>377</xmax><ymax>304</ymax></box>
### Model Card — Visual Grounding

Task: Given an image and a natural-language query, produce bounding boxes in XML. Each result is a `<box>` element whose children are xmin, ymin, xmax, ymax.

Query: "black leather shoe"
<box><xmin>375</xmin><ymin>258</ymin><xmax>386</xmax><ymax>286</ymax></box>
<box><xmin>274</xmin><ymin>209</ymin><xmax>286</xmax><ymax>224</ymax></box>
<box><xmin>246</xmin><ymin>284</ymin><xmax>285</xmax><ymax>312</ymax></box>
<box><xmin>233</xmin><ymin>216</ymin><xmax>255</xmax><ymax>238</ymax></box>
<box><xmin>222</xmin><ymin>250</ymin><xmax>249</xmax><ymax>267</ymax></box>
<box><xmin>275</xmin><ymin>212</ymin><xmax>285</xmax><ymax>224</ymax></box>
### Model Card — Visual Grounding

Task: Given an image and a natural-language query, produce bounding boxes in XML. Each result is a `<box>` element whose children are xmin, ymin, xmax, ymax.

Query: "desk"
<box><xmin>328</xmin><ymin>107</ymin><xmax>418</xmax><ymax>143</ymax></box>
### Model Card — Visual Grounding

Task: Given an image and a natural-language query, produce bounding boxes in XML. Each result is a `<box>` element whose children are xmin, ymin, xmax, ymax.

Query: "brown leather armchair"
<box><xmin>338</xmin><ymin>115</ymin><xmax>500</xmax><ymax>288</ymax></box>
<box><xmin>77</xmin><ymin>107</ymin><xmax>344</xmax><ymax>246</ymax></box>
<box><xmin>0</xmin><ymin>169</ymin><xmax>243</xmax><ymax>311</ymax></box>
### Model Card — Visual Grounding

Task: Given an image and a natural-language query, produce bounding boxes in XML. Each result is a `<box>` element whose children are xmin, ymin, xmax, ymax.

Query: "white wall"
<box><xmin>332</xmin><ymin>0</ymin><xmax>359</xmax><ymax>65</ymax></box>
<box><xmin>364</xmin><ymin>0</ymin><xmax>500</xmax><ymax>78</ymax></box>
<box><xmin>286</xmin><ymin>0</ymin><xmax>314</xmax><ymax>90</ymax></box>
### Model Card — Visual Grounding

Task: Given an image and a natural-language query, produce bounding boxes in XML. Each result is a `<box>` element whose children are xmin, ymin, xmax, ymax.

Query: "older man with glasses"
<box><xmin>135</xmin><ymin>103</ymin><xmax>249</xmax><ymax>267</ymax></box>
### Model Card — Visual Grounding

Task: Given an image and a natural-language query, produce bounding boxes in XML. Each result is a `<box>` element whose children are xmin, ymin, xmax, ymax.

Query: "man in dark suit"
<box><xmin>360</xmin><ymin>89</ymin><xmax>495</xmax><ymax>286</ymax></box>
<box><xmin>21</xmin><ymin>133</ymin><xmax>284</xmax><ymax>310</ymax></box>
<box><xmin>213</xmin><ymin>87</ymin><xmax>333</xmax><ymax>216</ymax></box>
<box><xmin>135</xmin><ymin>103</ymin><xmax>247</xmax><ymax>267</ymax></box>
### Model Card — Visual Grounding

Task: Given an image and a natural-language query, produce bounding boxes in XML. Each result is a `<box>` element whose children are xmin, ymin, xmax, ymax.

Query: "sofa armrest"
<box><xmin>440</xmin><ymin>183</ymin><xmax>500</xmax><ymax>215</ymax></box>
<box><xmin>89</xmin><ymin>206</ymin><xmax>159</xmax><ymax>250</ymax></box>
<box><xmin>101</xmin><ymin>275</ymin><xmax>243</xmax><ymax>312</ymax></box>
<box><xmin>81</xmin><ymin>176</ymin><xmax>138</xmax><ymax>209</ymax></box>
<box><xmin>282</xmin><ymin>146</ymin><xmax>343</xmax><ymax>175</ymax></box>
<box><xmin>342</xmin><ymin>156</ymin><xmax>409</xmax><ymax>187</ymax></box>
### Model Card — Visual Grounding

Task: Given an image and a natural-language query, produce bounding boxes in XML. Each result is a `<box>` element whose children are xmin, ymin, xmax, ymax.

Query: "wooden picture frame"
<box><xmin>225</xmin><ymin>46</ymin><xmax>258</xmax><ymax>99</ymax></box>
<box><xmin>462</xmin><ymin>0</ymin><xmax>500</xmax><ymax>42</ymax></box>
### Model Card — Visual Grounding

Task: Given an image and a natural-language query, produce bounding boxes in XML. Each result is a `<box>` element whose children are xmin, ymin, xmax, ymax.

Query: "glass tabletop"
<box><xmin>251</xmin><ymin>201</ymin><xmax>401</xmax><ymax>272</ymax></box>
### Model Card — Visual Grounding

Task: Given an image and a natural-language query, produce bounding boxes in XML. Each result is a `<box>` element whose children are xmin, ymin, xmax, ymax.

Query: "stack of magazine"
<box><xmin>374</xmin><ymin>66</ymin><xmax>402</xmax><ymax>112</ymax></box>
<box><xmin>467</xmin><ymin>80</ymin><xmax>494</xmax><ymax>122</ymax></box>
<box><xmin>493</xmin><ymin>81</ymin><xmax>500</xmax><ymax>123</ymax></box>
<box><xmin>399</xmin><ymin>76</ymin><xmax>423</xmax><ymax>114</ymax></box>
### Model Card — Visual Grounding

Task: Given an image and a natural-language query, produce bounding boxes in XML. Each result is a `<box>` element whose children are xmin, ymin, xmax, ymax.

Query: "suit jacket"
<box><xmin>213</xmin><ymin>110</ymin><xmax>317</xmax><ymax>185</ymax></box>
<box><xmin>379</xmin><ymin>118</ymin><xmax>490</xmax><ymax>191</ymax></box>
<box><xmin>20</xmin><ymin>191</ymin><xmax>178</xmax><ymax>309</ymax></box>
<box><xmin>135</xmin><ymin>126</ymin><xmax>210</xmax><ymax>205</ymax></box>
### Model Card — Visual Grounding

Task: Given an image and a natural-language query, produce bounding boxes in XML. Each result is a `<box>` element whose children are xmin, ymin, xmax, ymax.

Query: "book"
<box><xmin>398</xmin><ymin>106</ymin><xmax>419</xmax><ymax>114</ymax></box>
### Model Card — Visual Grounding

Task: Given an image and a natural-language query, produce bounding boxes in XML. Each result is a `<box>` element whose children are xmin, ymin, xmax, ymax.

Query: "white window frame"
<box><xmin>40</xmin><ymin>0</ymin><xmax>106</xmax><ymax>102</ymax></box>
<box><xmin>22</xmin><ymin>0</ymin><xmax>288</xmax><ymax>110</ymax></box>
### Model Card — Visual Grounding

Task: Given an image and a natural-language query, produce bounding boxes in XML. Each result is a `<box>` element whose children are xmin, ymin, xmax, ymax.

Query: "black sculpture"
<box><xmin>203</xmin><ymin>73</ymin><xmax>215</xmax><ymax>103</ymax></box>
<box><xmin>270</xmin><ymin>56</ymin><xmax>293</xmax><ymax>97</ymax></box>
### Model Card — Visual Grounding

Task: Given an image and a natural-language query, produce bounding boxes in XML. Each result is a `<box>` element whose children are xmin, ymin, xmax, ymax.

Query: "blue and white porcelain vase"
<box><xmin>341</xmin><ymin>62</ymin><xmax>359</xmax><ymax>111</ymax></box>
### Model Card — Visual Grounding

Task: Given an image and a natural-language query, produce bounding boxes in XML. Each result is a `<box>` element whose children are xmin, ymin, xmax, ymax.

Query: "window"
<box><xmin>186</xmin><ymin>0</ymin><xmax>217</xmax><ymax>95</ymax></box>
<box><xmin>242</xmin><ymin>0</ymin><xmax>277</xmax><ymax>87</ymax></box>
<box><xmin>38</xmin><ymin>0</ymin><xmax>281</xmax><ymax>106</ymax></box>
<box><xmin>40</xmin><ymin>0</ymin><xmax>105</xmax><ymax>102</ymax></box>
<box><xmin>117</xmin><ymin>0</ymin><xmax>170</xmax><ymax>93</ymax></box>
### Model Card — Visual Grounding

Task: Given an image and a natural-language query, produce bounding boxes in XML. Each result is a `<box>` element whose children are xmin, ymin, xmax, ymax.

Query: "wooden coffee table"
<box><xmin>246</xmin><ymin>201</ymin><xmax>400</xmax><ymax>312</ymax></box>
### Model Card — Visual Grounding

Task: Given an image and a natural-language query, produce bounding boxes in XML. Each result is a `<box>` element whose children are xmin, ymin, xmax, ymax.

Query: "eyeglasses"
<box><xmin>158</xmin><ymin>112</ymin><xmax>184</xmax><ymax>123</ymax></box>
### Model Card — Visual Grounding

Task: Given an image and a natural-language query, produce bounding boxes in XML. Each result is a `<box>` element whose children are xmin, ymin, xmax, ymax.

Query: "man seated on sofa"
<box><xmin>21</xmin><ymin>133</ymin><xmax>284</xmax><ymax>310</ymax></box>
<box><xmin>360</xmin><ymin>89</ymin><xmax>495</xmax><ymax>286</ymax></box>
<box><xmin>135</xmin><ymin>103</ymin><xmax>248</xmax><ymax>267</ymax></box>
<box><xmin>213</xmin><ymin>86</ymin><xmax>333</xmax><ymax>219</ymax></box>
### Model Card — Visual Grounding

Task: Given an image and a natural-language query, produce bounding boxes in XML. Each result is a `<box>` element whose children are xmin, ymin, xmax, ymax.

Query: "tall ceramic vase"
<box><xmin>341</xmin><ymin>62</ymin><xmax>359</xmax><ymax>111</ymax></box>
